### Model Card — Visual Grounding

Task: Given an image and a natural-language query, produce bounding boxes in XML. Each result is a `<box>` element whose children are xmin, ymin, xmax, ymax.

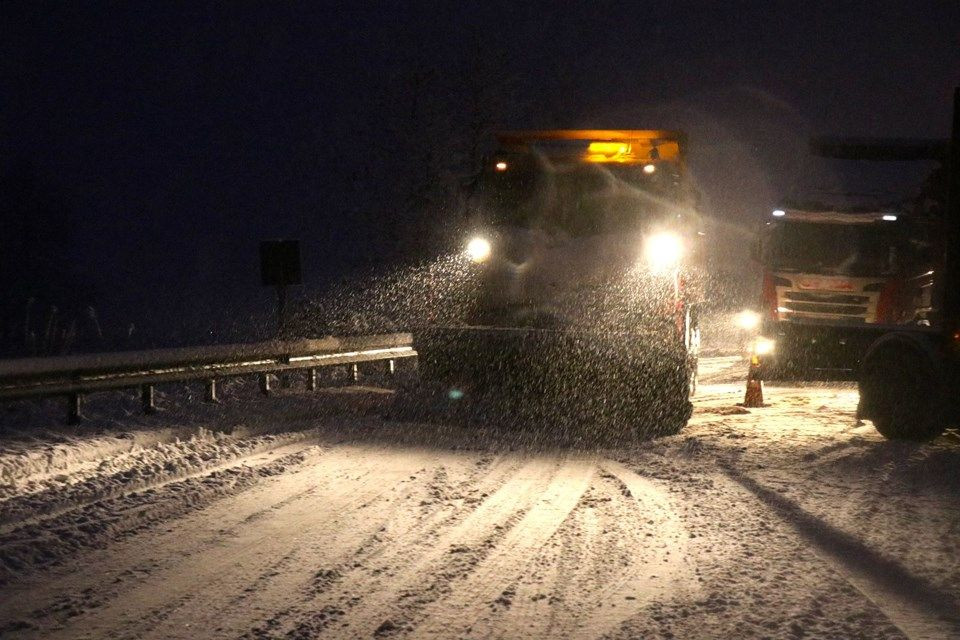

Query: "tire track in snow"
<box><xmin>233</xmin><ymin>453</ymin><xmax>516</xmax><ymax>639</ymax></box>
<box><xmin>147</xmin><ymin>451</ymin><xmax>508</xmax><ymax>640</ymax></box>
<box><xmin>0</xmin><ymin>444</ymin><xmax>343</xmax><ymax>630</ymax></box>
<box><xmin>562</xmin><ymin>460</ymin><xmax>696</xmax><ymax>640</ymax></box>
<box><xmin>135</xmin><ymin>449</ymin><xmax>449</xmax><ymax>640</ymax></box>
<box><xmin>48</xmin><ymin>446</ymin><xmax>440</xmax><ymax>640</ymax></box>
<box><xmin>5</xmin><ymin>443</ymin><xmax>438</xmax><ymax>629</ymax></box>
<box><xmin>718</xmin><ymin>463</ymin><xmax>960</xmax><ymax>640</ymax></box>
<box><xmin>4</xmin><ymin>445</ymin><xmax>430</xmax><ymax>639</ymax></box>
<box><xmin>272</xmin><ymin>454</ymin><xmax>565</xmax><ymax>638</ymax></box>
<box><xmin>476</xmin><ymin>460</ymin><xmax>696</xmax><ymax>640</ymax></box>
<box><xmin>0</xmin><ymin>441</ymin><xmax>325</xmax><ymax>590</ymax></box>
<box><xmin>409</xmin><ymin>455</ymin><xmax>595</xmax><ymax>638</ymax></box>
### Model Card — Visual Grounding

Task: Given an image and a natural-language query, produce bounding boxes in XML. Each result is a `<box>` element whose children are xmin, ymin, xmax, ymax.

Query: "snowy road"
<box><xmin>1</xmin><ymin>359</ymin><xmax>959</xmax><ymax>639</ymax></box>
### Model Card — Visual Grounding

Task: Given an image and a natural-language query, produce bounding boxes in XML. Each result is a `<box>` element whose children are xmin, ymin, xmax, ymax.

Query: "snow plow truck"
<box><xmin>406</xmin><ymin>130</ymin><xmax>703</xmax><ymax>440</ymax></box>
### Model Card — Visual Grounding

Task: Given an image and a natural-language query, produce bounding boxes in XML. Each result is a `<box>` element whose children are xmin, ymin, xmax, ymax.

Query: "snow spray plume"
<box><xmin>288</xmin><ymin>254</ymin><xmax>483</xmax><ymax>337</ymax></box>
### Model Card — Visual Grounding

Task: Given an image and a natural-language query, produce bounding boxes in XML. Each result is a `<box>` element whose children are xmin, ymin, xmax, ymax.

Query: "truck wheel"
<box><xmin>859</xmin><ymin>334</ymin><xmax>945</xmax><ymax>441</ymax></box>
<box><xmin>642</xmin><ymin>360</ymin><xmax>693</xmax><ymax>438</ymax></box>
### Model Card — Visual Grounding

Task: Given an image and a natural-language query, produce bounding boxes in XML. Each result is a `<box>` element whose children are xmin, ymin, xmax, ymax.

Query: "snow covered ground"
<box><xmin>0</xmin><ymin>359</ymin><xmax>958</xmax><ymax>639</ymax></box>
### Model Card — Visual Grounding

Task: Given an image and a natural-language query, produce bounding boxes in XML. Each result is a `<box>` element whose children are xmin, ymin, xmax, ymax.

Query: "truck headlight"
<box><xmin>644</xmin><ymin>232</ymin><xmax>683</xmax><ymax>270</ymax></box>
<box><xmin>753</xmin><ymin>336</ymin><xmax>775</xmax><ymax>356</ymax></box>
<box><xmin>466</xmin><ymin>236</ymin><xmax>492</xmax><ymax>263</ymax></box>
<box><xmin>735</xmin><ymin>310</ymin><xmax>761</xmax><ymax>330</ymax></box>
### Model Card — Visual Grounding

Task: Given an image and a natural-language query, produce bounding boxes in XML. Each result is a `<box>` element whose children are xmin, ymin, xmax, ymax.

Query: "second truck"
<box><xmin>857</xmin><ymin>89</ymin><xmax>959</xmax><ymax>440</ymax></box>
<box><xmin>752</xmin><ymin>136</ymin><xmax>945</xmax><ymax>379</ymax></box>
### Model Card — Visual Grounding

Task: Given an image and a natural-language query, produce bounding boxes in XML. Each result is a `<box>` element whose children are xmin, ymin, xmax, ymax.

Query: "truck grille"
<box><xmin>783</xmin><ymin>291</ymin><xmax>868</xmax><ymax>305</ymax></box>
<box><xmin>785</xmin><ymin>302</ymin><xmax>868</xmax><ymax>315</ymax></box>
<box><xmin>778</xmin><ymin>289</ymin><xmax>877</xmax><ymax>323</ymax></box>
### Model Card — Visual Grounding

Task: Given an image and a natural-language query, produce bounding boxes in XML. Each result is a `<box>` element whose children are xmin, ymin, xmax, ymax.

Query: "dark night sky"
<box><xmin>2</xmin><ymin>1</ymin><xmax>959</xmax><ymax>349</ymax></box>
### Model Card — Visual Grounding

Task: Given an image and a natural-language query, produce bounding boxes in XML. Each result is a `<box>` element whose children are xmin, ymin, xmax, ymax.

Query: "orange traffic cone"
<box><xmin>741</xmin><ymin>355</ymin><xmax>765</xmax><ymax>408</ymax></box>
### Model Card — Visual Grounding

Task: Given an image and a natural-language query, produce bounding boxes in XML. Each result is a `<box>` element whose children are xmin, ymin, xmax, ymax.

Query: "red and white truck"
<box><xmin>753</xmin><ymin>207</ymin><xmax>936</xmax><ymax>378</ymax></box>
<box><xmin>752</xmin><ymin>139</ymin><xmax>945</xmax><ymax>379</ymax></box>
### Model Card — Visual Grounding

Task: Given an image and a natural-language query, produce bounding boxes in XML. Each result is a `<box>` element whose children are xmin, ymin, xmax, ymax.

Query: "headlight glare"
<box><xmin>644</xmin><ymin>232</ymin><xmax>683</xmax><ymax>271</ymax></box>
<box><xmin>735</xmin><ymin>310</ymin><xmax>761</xmax><ymax>331</ymax></box>
<box><xmin>466</xmin><ymin>236</ymin><xmax>492</xmax><ymax>263</ymax></box>
<box><xmin>753</xmin><ymin>336</ymin><xmax>775</xmax><ymax>356</ymax></box>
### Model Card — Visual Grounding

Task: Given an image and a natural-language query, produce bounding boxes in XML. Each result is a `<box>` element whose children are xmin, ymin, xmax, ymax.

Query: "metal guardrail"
<box><xmin>0</xmin><ymin>333</ymin><xmax>416</xmax><ymax>423</ymax></box>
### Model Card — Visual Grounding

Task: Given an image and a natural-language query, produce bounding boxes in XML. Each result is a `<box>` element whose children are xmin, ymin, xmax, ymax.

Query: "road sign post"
<box><xmin>260</xmin><ymin>240</ymin><xmax>302</xmax><ymax>337</ymax></box>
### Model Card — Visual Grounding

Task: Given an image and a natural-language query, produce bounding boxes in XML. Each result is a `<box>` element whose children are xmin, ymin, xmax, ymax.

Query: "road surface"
<box><xmin>1</xmin><ymin>358</ymin><xmax>958</xmax><ymax>639</ymax></box>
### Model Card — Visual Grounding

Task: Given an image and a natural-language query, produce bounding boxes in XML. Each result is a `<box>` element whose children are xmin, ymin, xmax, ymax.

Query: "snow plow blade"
<box><xmin>399</xmin><ymin>326</ymin><xmax>692</xmax><ymax>441</ymax></box>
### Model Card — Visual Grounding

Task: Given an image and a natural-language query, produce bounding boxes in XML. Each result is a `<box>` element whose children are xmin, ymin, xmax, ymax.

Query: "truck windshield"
<box><xmin>470</xmin><ymin>154</ymin><xmax>690</xmax><ymax>237</ymax></box>
<box><xmin>762</xmin><ymin>221</ymin><xmax>901</xmax><ymax>277</ymax></box>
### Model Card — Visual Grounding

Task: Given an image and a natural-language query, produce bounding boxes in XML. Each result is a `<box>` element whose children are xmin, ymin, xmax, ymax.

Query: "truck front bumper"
<box><xmin>757</xmin><ymin>322</ymin><xmax>889</xmax><ymax>380</ymax></box>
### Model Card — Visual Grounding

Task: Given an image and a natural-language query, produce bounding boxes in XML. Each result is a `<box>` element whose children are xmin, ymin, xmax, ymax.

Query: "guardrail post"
<box><xmin>141</xmin><ymin>384</ymin><xmax>157</xmax><ymax>414</ymax></box>
<box><xmin>67</xmin><ymin>393</ymin><xmax>83</xmax><ymax>424</ymax></box>
<box><xmin>306</xmin><ymin>368</ymin><xmax>317</xmax><ymax>391</ymax></box>
<box><xmin>259</xmin><ymin>373</ymin><xmax>272</xmax><ymax>396</ymax></box>
<box><xmin>204</xmin><ymin>379</ymin><xmax>219</xmax><ymax>403</ymax></box>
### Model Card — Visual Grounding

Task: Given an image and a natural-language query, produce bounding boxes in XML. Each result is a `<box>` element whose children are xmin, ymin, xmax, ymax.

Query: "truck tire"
<box><xmin>859</xmin><ymin>333</ymin><xmax>946</xmax><ymax>440</ymax></box>
<box><xmin>646</xmin><ymin>360</ymin><xmax>693</xmax><ymax>437</ymax></box>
